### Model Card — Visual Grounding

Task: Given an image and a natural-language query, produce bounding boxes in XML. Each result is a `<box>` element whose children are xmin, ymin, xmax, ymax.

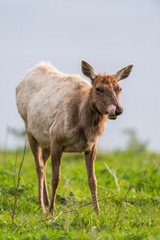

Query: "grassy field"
<box><xmin>0</xmin><ymin>148</ymin><xmax>160</xmax><ymax>239</ymax></box>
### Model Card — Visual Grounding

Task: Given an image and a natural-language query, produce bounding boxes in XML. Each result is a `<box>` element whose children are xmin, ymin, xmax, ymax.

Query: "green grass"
<box><xmin>0</xmin><ymin>149</ymin><xmax>160</xmax><ymax>239</ymax></box>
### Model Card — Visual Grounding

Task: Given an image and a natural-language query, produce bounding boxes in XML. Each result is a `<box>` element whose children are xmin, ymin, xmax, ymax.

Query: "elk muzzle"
<box><xmin>115</xmin><ymin>106</ymin><xmax>123</xmax><ymax>116</ymax></box>
<box><xmin>106</xmin><ymin>105</ymin><xmax>123</xmax><ymax>120</ymax></box>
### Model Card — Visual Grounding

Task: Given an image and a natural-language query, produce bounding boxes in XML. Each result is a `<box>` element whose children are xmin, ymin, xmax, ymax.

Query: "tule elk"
<box><xmin>16</xmin><ymin>60</ymin><xmax>133</xmax><ymax>215</ymax></box>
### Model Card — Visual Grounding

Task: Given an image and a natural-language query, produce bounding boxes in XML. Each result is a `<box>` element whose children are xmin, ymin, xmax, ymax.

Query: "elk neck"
<box><xmin>79</xmin><ymin>88</ymin><xmax>107</xmax><ymax>139</ymax></box>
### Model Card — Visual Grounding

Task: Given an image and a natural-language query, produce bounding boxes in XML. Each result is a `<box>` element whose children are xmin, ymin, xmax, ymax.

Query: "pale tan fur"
<box><xmin>16</xmin><ymin>60</ymin><xmax>133</xmax><ymax>215</ymax></box>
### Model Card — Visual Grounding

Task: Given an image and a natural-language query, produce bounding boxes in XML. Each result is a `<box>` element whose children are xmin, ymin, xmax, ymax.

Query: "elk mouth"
<box><xmin>106</xmin><ymin>105</ymin><xmax>118</xmax><ymax>120</ymax></box>
<box><xmin>107</xmin><ymin>114</ymin><xmax>118</xmax><ymax>120</ymax></box>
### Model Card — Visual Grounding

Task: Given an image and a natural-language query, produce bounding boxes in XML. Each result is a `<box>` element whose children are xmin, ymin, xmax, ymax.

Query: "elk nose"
<box><xmin>115</xmin><ymin>107</ymin><xmax>123</xmax><ymax>116</ymax></box>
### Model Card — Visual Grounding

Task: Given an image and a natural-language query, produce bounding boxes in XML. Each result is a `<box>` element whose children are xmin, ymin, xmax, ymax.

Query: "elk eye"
<box><xmin>96</xmin><ymin>87</ymin><xmax>101</xmax><ymax>93</ymax></box>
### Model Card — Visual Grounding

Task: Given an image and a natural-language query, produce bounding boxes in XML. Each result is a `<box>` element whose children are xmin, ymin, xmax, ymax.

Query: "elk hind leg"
<box><xmin>27</xmin><ymin>132</ymin><xmax>45</xmax><ymax>212</ymax></box>
<box><xmin>42</xmin><ymin>147</ymin><xmax>50</xmax><ymax>206</ymax></box>
<box><xmin>49</xmin><ymin>142</ymin><xmax>62</xmax><ymax>216</ymax></box>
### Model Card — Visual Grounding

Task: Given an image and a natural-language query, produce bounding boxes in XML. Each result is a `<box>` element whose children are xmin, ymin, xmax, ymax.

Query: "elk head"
<box><xmin>81</xmin><ymin>60</ymin><xmax>133</xmax><ymax>120</ymax></box>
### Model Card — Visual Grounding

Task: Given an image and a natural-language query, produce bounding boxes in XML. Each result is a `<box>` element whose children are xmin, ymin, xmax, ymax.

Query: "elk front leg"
<box><xmin>85</xmin><ymin>144</ymin><xmax>100</xmax><ymax>215</ymax></box>
<box><xmin>49</xmin><ymin>143</ymin><xmax>62</xmax><ymax>216</ymax></box>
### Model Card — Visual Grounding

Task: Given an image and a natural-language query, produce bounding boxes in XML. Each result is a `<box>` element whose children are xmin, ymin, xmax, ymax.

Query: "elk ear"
<box><xmin>81</xmin><ymin>60</ymin><xmax>97</xmax><ymax>82</ymax></box>
<box><xmin>114</xmin><ymin>64</ymin><xmax>134</xmax><ymax>81</ymax></box>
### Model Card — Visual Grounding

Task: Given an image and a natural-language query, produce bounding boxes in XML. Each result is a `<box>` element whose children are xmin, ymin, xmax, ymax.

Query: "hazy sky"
<box><xmin>0</xmin><ymin>0</ymin><xmax>160</xmax><ymax>150</ymax></box>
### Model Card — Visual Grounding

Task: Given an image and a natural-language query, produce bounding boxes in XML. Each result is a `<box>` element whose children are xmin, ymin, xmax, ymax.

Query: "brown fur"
<box><xmin>16</xmin><ymin>60</ymin><xmax>133</xmax><ymax>215</ymax></box>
